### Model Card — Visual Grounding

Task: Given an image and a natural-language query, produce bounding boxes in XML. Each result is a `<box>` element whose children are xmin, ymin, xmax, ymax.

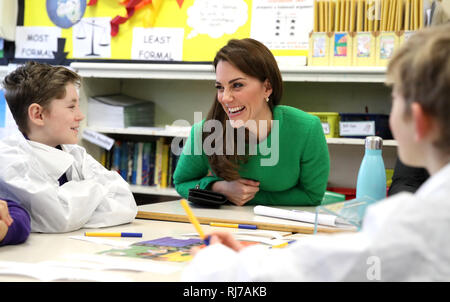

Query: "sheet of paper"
<box><xmin>131</xmin><ymin>27</ymin><xmax>184</xmax><ymax>61</ymax></box>
<box><xmin>72</xmin><ymin>17</ymin><xmax>111</xmax><ymax>59</ymax></box>
<box><xmin>186</xmin><ymin>0</ymin><xmax>248</xmax><ymax>39</ymax></box>
<box><xmin>339</xmin><ymin>121</ymin><xmax>376</xmax><ymax>136</ymax></box>
<box><xmin>69</xmin><ymin>235</ymin><xmax>136</xmax><ymax>248</ymax></box>
<box><xmin>181</xmin><ymin>231</ymin><xmax>286</xmax><ymax>245</ymax></box>
<box><xmin>0</xmin><ymin>261</ymin><xmax>130</xmax><ymax>282</ymax></box>
<box><xmin>14</xmin><ymin>26</ymin><xmax>61</xmax><ymax>59</ymax></box>
<box><xmin>63</xmin><ymin>254</ymin><xmax>181</xmax><ymax>274</ymax></box>
<box><xmin>250</xmin><ymin>0</ymin><xmax>314</xmax><ymax>50</ymax></box>
<box><xmin>81</xmin><ymin>129</ymin><xmax>115</xmax><ymax>150</ymax></box>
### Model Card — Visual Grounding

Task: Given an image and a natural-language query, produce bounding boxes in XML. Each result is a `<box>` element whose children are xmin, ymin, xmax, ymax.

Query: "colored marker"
<box><xmin>84</xmin><ymin>232</ymin><xmax>142</xmax><ymax>238</ymax></box>
<box><xmin>210</xmin><ymin>222</ymin><xmax>257</xmax><ymax>230</ymax></box>
<box><xmin>180</xmin><ymin>199</ymin><xmax>210</xmax><ymax>245</ymax></box>
<box><xmin>270</xmin><ymin>240</ymin><xmax>296</xmax><ymax>249</ymax></box>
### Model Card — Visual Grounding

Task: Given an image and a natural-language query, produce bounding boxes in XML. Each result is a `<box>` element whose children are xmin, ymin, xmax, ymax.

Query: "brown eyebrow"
<box><xmin>215</xmin><ymin>77</ymin><xmax>246</xmax><ymax>85</ymax></box>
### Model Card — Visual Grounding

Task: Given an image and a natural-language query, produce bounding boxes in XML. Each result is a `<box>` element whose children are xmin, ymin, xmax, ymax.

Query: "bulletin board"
<box><xmin>18</xmin><ymin>0</ymin><xmax>314</xmax><ymax>63</ymax></box>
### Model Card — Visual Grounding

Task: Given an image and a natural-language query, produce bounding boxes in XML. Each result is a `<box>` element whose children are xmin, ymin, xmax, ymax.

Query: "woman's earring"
<box><xmin>266</xmin><ymin>96</ymin><xmax>270</xmax><ymax>103</ymax></box>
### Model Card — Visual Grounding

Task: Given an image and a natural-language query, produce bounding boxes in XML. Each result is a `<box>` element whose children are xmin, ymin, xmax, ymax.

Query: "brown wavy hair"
<box><xmin>204</xmin><ymin>38</ymin><xmax>283</xmax><ymax>180</ymax></box>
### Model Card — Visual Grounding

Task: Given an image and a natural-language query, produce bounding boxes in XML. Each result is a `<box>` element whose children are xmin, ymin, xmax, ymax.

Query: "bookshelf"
<box><xmin>71</xmin><ymin>62</ymin><xmax>386</xmax><ymax>83</ymax></box>
<box><xmin>72</xmin><ymin>62</ymin><xmax>397</xmax><ymax>199</ymax></box>
<box><xmin>85</xmin><ymin>125</ymin><xmax>398</xmax><ymax>146</ymax></box>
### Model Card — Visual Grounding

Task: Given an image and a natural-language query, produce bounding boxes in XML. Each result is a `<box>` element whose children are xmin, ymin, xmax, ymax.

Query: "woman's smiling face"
<box><xmin>215</xmin><ymin>60</ymin><xmax>272</xmax><ymax>128</ymax></box>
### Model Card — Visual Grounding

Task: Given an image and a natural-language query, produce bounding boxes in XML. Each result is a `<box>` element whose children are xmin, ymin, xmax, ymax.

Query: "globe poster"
<box><xmin>46</xmin><ymin>0</ymin><xmax>87</xmax><ymax>29</ymax></box>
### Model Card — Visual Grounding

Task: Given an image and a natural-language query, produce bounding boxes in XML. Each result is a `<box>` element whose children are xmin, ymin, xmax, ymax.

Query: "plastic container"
<box><xmin>339</xmin><ymin>113</ymin><xmax>393</xmax><ymax>139</ymax></box>
<box><xmin>327</xmin><ymin>187</ymin><xmax>356</xmax><ymax>200</ymax></box>
<box><xmin>308</xmin><ymin>112</ymin><xmax>340</xmax><ymax>138</ymax></box>
<box><xmin>321</xmin><ymin>190</ymin><xmax>346</xmax><ymax>205</ymax></box>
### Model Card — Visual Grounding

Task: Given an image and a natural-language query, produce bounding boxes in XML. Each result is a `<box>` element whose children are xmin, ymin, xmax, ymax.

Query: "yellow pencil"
<box><xmin>210</xmin><ymin>222</ymin><xmax>257</xmax><ymax>230</ymax></box>
<box><xmin>84</xmin><ymin>232</ymin><xmax>142</xmax><ymax>237</ymax></box>
<box><xmin>270</xmin><ymin>240</ymin><xmax>296</xmax><ymax>249</ymax></box>
<box><xmin>180</xmin><ymin>199</ymin><xmax>208</xmax><ymax>243</ymax></box>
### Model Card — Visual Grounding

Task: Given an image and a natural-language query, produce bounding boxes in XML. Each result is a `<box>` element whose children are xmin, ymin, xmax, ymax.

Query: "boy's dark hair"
<box><xmin>2</xmin><ymin>61</ymin><xmax>81</xmax><ymax>135</ymax></box>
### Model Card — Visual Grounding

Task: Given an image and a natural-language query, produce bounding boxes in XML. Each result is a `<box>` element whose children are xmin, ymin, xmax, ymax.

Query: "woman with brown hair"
<box><xmin>182</xmin><ymin>24</ymin><xmax>450</xmax><ymax>281</ymax></box>
<box><xmin>173</xmin><ymin>38</ymin><xmax>330</xmax><ymax>206</ymax></box>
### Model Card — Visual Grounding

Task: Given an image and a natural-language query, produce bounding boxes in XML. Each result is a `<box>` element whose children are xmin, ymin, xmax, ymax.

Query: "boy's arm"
<box><xmin>1</xmin><ymin>153</ymin><xmax>136</xmax><ymax>233</ymax></box>
<box><xmin>78</xmin><ymin>152</ymin><xmax>138</xmax><ymax>228</ymax></box>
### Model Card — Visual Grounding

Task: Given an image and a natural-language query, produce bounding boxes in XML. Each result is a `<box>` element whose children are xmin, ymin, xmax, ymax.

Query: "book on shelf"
<box><xmin>87</xmin><ymin>94</ymin><xmax>155</xmax><ymax>129</ymax></box>
<box><xmin>101</xmin><ymin>138</ymin><xmax>180</xmax><ymax>191</ymax></box>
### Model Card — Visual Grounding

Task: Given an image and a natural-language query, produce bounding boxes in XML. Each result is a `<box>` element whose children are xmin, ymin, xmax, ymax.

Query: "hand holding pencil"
<box><xmin>190</xmin><ymin>231</ymin><xmax>246</xmax><ymax>255</ymax></box>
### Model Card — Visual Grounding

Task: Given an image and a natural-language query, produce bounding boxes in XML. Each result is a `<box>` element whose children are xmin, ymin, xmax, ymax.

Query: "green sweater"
<box><xmin>173</xmin><ymin>105</ymin><xmax>330</xmax><ymax>206</ymax></box>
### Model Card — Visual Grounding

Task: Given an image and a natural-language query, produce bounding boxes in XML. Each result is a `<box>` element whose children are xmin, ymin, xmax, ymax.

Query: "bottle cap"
<box><xmin>365</xmin><ymin>136</ymin><xmax>383</xmax><ymax>150</ymax></box>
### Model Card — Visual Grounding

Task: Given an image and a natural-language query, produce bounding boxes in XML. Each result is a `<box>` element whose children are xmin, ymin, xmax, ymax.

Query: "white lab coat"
<box><xmin>0</xmin><ymin>133</ymin><xmax>138</xmax><ymax>233</ymax></box>
<box><xmin>182</xmin><ymin>163</ymin><xmax>450</xmax><ymax>281</ymax></box>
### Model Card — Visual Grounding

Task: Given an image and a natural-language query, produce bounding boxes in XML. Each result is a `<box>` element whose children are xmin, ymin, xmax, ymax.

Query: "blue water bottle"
<box><xmin>356</xmin><ymin>136</ymin><xmax>386</xmax><ymax>203</ymax></box>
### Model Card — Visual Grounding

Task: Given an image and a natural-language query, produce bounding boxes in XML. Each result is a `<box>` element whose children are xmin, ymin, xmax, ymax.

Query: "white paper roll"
<box><xmin>254</xmin><ymin>206</ymin><xmax>337</xmax><ymax>227</ymax></box>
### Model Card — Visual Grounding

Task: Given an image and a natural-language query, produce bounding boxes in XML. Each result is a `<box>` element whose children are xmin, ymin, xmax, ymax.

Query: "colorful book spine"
<box><xmin>127</xmin><ymin>142</ymin><xmax>134</xmax><ymax>183</ymax></box>
<box><xmin>112</xmin><ymin>141</ymin><xmax>121</xmax><ymax>174</ymax></box>
<box><xmin>106</xmin><ymin>138</ymin><xmax>178</xmax><ymax>189</ymax></box>
<box><xmin>142</xmin><ymin>142</ymin><xmax>151</xmax><ymax>185</ymax></box>
<box><xmin>135</xmin><ymin>142</ymin><xmax>143</xmax><ymax>185</ymax></box>
<box><xmin>119</xmin><ymin>141</ymin><xmax>128</xmax><ymax>180</ymax></box>
<box><xmin>131</xmin><ymin>142</ymin><xmax>139</xmax><ymax>185</ymax></box>
<box><xmin>154</xmin><ymin>138</ymin><xmax>164</xmax><ymax>186</ymax></box>
<box><xmin>160</xmin><ymin>143</ymin><xmax>169</xmax><ymax>188</ymax></box>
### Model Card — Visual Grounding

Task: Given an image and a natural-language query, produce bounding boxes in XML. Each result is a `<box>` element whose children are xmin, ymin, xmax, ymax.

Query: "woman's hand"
<box><xmin>212</xmin><ymin>178</ymin><xmax>260</xmax><ymax>206</ymax></box>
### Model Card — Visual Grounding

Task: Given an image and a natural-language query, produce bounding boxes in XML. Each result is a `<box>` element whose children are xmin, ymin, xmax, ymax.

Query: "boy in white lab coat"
<box><xmin>0</xmin><ymin>61</ymin><xmax>137</xmax><ymax>233</ymax></box>
<box><xmin>182</xmin><ymin>24</ymin><xmax>450</xmax><ymax>281</ymax></box>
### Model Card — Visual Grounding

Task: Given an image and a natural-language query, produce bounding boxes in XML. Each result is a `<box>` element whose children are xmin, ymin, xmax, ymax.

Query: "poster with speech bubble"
<box><xmin>22</xmin><ymin>0</ymin><xmax>309</xmax><ymax>62</ymax></box>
